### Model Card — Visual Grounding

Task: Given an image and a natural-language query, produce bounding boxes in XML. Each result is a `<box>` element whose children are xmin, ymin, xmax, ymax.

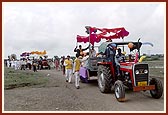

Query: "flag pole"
<box><xmin>89</xmin><ymin>27</ymin><xmax>91</xmax><ymax>57</ymax></box>
<box><xmin>122</xmin><ymin>37</ymin><xmax>124</xmax><ymax>52</ymax></box>
<box><xmin>85</xmin><ymin>26</ymin><xmax>91</xmax><ymax>57</ymax></box>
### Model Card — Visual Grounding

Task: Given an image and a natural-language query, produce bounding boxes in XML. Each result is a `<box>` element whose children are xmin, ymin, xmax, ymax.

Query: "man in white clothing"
<box><xmin>64</xmin><ymin>55</ymin><xmax>73</xmax><ymax>83</ymax></box>
<box><xmin>73</xmin><ymin>54</ymin><xmax>81</xmax><ymax>89</ymax></box>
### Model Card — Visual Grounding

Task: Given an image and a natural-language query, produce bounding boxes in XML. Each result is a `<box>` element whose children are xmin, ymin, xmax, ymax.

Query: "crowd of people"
<box><xmin>61</xmin><ymin>43</ymin><xmax>127</xmax><ymax>89</ymax></box>
<box><xmin>6</xmin><ymin>58</ymin><xmax>33</xmax><ymax>71</ymax></box>
<box><xmin>5</xmin><ymin>42</ymin><xmax>132</xmax><ymax>90</ymax></box>
<box><xmin>5</xmin><ymin>57</ymin><xmax>54</xmax><ymax>72</ymax></box>
<box><xmin>43</xmin><ymin>44</ymin><xmax>98</xmax><ymax>89</ymax></box>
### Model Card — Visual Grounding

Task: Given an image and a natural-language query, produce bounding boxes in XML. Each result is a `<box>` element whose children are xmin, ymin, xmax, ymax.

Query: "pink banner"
<box><xmin>77</xmin><ymin>27</ymin><xmax>129</xmax><ymax>45</ymax></box>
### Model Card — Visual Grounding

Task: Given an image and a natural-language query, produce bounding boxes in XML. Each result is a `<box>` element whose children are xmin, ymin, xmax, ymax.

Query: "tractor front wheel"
<box><xmin>149</xmin><ymin>78</ymin><xmax>163</xmax><ymax>99</ymax></box>
<box><xmin>114</xmin><ymin>80</ymin><xmax>125</xmax><ymax>102</ymax></box>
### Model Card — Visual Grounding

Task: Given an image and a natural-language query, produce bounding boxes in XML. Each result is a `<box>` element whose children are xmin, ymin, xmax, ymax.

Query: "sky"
<box><xmin>2</xmin><ymin>2</ymin><xmax>165</xmax><ymax>59</ymax></box>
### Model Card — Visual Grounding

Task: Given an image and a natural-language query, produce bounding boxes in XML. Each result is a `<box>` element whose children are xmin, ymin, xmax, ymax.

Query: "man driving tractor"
<box><xmin>104</xmin><ymin>43</ymin><xmax>122</xmax><ymax>76</ymax></box>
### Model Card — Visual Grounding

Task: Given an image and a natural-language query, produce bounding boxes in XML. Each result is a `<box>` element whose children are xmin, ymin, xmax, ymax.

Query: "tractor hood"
<box><xmin>120</xmin><ymin>62</ymin><xmax>136</xmax><ymax>70</ymax></box>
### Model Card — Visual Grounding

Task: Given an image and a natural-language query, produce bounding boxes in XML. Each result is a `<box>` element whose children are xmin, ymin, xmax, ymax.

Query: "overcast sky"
<box><xmin>2</xmin><ymin>2</ymin><xmax>165</xmax><ymax>59</ymax></box>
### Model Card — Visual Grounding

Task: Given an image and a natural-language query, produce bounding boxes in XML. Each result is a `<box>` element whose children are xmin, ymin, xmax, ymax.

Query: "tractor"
<box><xmin>96</xmin><ymin>41</ymin><xmax>163</xmax><ymax>102</ymax></box>
<box><xmin>77</xmin><ymin>26</ymin><xmax>163</xmax><ymax>102</ymax></box>
<box><xmin>41</xmin><ymin>59</ymin><xmax>51</xmax><ymax>70</ymax></box>
<box><xmin>38</xmin><ymin>56</ymin><xmax>51</xmax><ymax>70</ymax></box>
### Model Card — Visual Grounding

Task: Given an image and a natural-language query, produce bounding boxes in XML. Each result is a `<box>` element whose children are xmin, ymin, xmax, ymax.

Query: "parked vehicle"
<box><xmin>41</xmin><ymin>59</ymin><xmax>51</xmax><ymax>70</ymax></box>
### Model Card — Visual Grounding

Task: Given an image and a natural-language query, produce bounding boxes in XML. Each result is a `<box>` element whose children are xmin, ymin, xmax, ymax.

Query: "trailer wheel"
<box><xmin>149</xmin><ymin>78</ymin><xmax>163</xmax><ymax>99</ymax></box>
<box><xmin>97</xmin><ymin>65</ymin><xmax>112</xmax><ymax>93</ymax></box>
<box><xmin>114</xmin><ymin>80</ymin><xmax>125</xmax><ymax>102</ymax></box>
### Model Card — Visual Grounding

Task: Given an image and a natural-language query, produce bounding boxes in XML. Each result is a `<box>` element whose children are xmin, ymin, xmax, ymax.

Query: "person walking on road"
<box><xmin>64</xmin><ymin>55</ymin><xmax>73</xmax><ymax>83</ymax></box>
<box><xmin>32</xmin><ymin>58</ymin><xmax>37</xmax><ymax>72</ymax></box>
<box><xmin>60</xmin><ymin>56</ymin><xmax>65</xmax><ymax>75</ymax></box>
<box><xmin>73</xmin><ymin>54</ymin><xmax>81</xmax><ymax>89</ymax></box>
<box><xmin>20</xmin><ymin>58</ymin><xmax>26</xmax><ymax>70</ymax></box>
<box><xmin>55</xmin><ymin>58</ymin><xmax>59</xmax><ymax>71</ymax></box>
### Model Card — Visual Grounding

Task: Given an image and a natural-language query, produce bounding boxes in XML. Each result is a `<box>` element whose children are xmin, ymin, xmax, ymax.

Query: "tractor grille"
<box><xmin>134</xmin><ymin>64</ymin><xmax>149</xmax><ymax>86</ymax></box>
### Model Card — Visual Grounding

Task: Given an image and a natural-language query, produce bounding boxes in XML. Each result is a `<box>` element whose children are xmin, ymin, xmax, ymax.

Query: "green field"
<box><xmin>4</xmin><ymin>67</ymin><xmax>49</xmax><ymax>90</ymax></box>
<box><xmin>144</xmin><ymin>59</ymin><xmax>164</xmax><ymax>78</ymax></box>
<box><xmin>4</xmin><ymin>58</ymin><xmax>164</xmax><ymax>89</ymax></box>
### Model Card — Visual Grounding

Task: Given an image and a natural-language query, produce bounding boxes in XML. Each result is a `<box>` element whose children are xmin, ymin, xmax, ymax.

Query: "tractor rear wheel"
<box><xmin>149</xmin><ymin>78</ymin><xmax>163</xmax><ymax>99</ymax></box>
<box><xmin>114</xmin><ymin>80</ymin><xmax>125</xmax><ymax>102</ymax></box>
<box><xmin>97</xmin><ymin>65</ymin><xmax>112</xmax><ymax>93</ymax></box>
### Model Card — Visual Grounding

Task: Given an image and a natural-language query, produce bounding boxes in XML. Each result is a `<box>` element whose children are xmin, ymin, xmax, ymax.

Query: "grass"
<box><xmin>143</xmin><ymin>56</ymin><xmax>159</xmax><ymax>61</ymax></box>
<box><xmin>4</xmin><ymin>58</ymin><xmax>164</xmax><ymax>89</ymax></box>
<box><xmin>4</xmin><ymin>67</ymin><xmax>49</xmax><ymax>90</ymax></box>
<box><xmin>143</xmin><ymin>59</ymin><xmax>164</xmax><ymax>78</ymax></box>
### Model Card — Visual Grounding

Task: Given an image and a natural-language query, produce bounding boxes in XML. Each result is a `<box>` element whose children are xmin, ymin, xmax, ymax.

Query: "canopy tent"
<box><xmin>98</xmin><ymin>42</ymin><xmax>113</xmax><ymax>54</ymax></box>
<box><xmin>98</xmin><ymin>42</ymin><xmax>143</xmax><ymax>54</ymax></box>
<box><xmin>76</xmin><ymin>26</ymin><xmax>129</xmax><ymax>45</ymax></box>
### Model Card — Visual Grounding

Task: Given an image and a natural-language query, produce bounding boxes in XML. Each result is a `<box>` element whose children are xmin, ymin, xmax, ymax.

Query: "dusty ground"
<box><xmin>4</xmin><ymin>68</ymin><xmax>165</xmax><ymax>112</ymax></box>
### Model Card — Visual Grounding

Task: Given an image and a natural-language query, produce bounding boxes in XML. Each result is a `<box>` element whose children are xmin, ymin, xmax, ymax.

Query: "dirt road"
<box><xmin>4</xmin><ymin>69</ymin><xmax>164</xmax><ymax>112</ymax></box>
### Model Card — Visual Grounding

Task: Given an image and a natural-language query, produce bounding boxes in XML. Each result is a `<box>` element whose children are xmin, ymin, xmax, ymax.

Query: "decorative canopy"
<box><xmin>20</xmin><ymin>50</ymin><xmax>47</xmax><ymax>57</ymax></box>
<box><xmin>98</xmin><ymin>42</ymin><xmax>143</xmax><ymax>54</ymax></box>
<box><xmin>77</xmin><ymin>26</ymin><xmax>129</xmax><ymax>45</ymax></box>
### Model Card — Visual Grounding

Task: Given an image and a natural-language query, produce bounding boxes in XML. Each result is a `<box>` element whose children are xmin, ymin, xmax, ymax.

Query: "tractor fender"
<box><xmin>97</xmin><ymin>62</ymin><xmax>115</xmax><ymax>79</ymax></box>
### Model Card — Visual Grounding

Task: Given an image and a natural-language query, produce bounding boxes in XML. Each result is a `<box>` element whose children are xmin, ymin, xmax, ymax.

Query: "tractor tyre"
<box><xmin>114</xmin><ymin>80</ymin><xmax>125</xmax><ymax>102</ymax></box>
<box><xmin>149</xmin><ymin>78</ymin><xmax>163</xmax><ymax>99</ymax></box>
<box><xmin>97</xmin><ymin>65</ymin><xmax>112</xmax><ymax>93</ymax></box>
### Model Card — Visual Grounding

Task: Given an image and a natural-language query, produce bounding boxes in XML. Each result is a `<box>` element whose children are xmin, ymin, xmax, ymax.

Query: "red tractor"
<box><xmin>39</xmin><ymin>56</ymin><xmax>50</xmax><ymax>70</ymax></box>
<box><xmin>76</xmin><ymin>26</ymin><xmax>163</xmax><ymax>102</ymax></box>
<box><xmin>97</xmin><ymin>41</ymin><xmax>163</xmax><ymax>102</ymax></box>
<box><xmin>41</xmin><ymin>59</ymin><xmax>51</xmax><ymax>70</ymax></box>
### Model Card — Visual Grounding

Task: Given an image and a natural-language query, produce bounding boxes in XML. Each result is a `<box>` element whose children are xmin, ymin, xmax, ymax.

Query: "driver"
<box><xmin>105</xmin><ymin>43</ymin><xmax>122</xmax><ymax>76</ymax></box>
<box><xmin>116</xmin><ymin>48</ymin><xmax>126</xmax><ymax>76</ymax></box>
<box><xmin>116</xmin><ymin>48</ymin><xmax>125</xmax><ymax>63</ymax></box>
<box><xmin>105</xmin><ymin>43</ymin><xmax>117</xmax><ymax>62</ymax></box>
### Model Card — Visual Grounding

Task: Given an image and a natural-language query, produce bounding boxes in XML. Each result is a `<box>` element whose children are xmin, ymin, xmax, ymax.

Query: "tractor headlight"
<box><xmin>135</xmin><ymin>70</ymin><xmax>139</xmax><ymax>74</ymax></box>
<box><xmin>144</xmin><ymin>69</ymin><xmax>148</xmax><ymax>74</ymax></box>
